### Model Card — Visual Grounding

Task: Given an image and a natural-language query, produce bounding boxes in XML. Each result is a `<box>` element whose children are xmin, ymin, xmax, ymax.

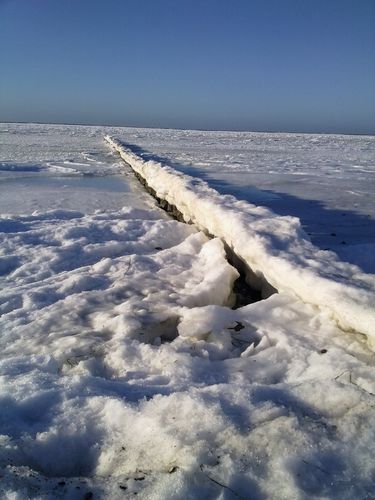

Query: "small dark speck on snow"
<box><xmin>228</xmin><ymin>321</ymin><xmax>245</xmax><ymax>332</ymax></box>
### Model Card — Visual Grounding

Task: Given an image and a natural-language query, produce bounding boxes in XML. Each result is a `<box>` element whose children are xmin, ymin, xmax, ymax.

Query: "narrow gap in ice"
<box><xmin>224</xmin><ymin>244</ymin><xmax>274</xmax><ymax>308</ymax></box>
<box><xmin>111</xmin><ymin>143</ymin><xmax>267</xmax><ymax>309</ymax></box>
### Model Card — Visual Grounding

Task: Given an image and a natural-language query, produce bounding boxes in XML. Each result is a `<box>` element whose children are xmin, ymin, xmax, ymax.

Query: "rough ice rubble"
<box><xmin>105</xmin><ymin>135</ymin><xmax>375</xmax><ymax>346</ymax></box>
<box><xmin>2</xmin><ymin>263</ymin><xmax>375</xmax><ymax>498</ymax></box>
<box><xmin>0</xmin><ymin>208</ymin><xmax>237</xmax><ymax>349</ymax></box>
<box><xmin>1</xmin><ymin>124</ymin><xmax>375</xmax><ymax>499</ymax></box>
<box><xmin>0</xmin><ymin>206</ymin><xmax>241</xmax><ymax>494</ymax></box>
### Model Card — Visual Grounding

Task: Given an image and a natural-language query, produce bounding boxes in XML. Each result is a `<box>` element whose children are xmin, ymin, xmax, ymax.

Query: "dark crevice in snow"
<box><xmin>224</xmin><ymin>245</ymin><xmax>278</xmax><ymax>306</ymax></box>
<box><xmin>120</xmin><ymin>156</ymin><xmax>268</xmax><ymax>308</ymax></box>
<box><xmin>228</xmin><ymin>259</ymin><xmax>263</xmax><ymax>309</ymax></box>
<box><xmin>132</xmin><ymin>169</ymin><xmax>187</xmax><ymax>223</ymax></box>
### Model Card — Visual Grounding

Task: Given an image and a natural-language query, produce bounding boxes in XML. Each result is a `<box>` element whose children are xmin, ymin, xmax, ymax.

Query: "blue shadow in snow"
<box><xmin>0</xmin><ymin>163</ymin><xmax>42</xmax><ymax>173</ymax></box>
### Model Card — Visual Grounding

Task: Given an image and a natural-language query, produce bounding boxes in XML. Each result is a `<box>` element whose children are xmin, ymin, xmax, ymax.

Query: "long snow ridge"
<box><xmin>105</xmin><ymin>135</ymin><xmax>375</xmax><ymax>347</ymax></box>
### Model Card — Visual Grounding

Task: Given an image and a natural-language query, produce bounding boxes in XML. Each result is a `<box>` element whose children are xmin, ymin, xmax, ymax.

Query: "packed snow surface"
<box><xmin>1</xmin><ymin>124</ymin><xmax>375</xmax><ymax>499</ymax></box>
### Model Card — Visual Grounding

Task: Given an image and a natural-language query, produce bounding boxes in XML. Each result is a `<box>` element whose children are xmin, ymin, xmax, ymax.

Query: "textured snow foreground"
<box><xmin>1</xmin><ymin>125</ymin><xmax>375</xmax><ymax>499</ymax></box>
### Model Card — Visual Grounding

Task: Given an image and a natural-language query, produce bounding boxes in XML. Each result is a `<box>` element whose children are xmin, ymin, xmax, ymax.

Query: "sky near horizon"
<box><xmin>0</xmin><ymin>0</ymin><xmax>374</xmax><ymax>134</ymax></box>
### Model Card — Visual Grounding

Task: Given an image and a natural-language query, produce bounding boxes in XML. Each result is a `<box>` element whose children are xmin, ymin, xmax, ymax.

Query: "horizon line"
<box><xmin>1</xmin><ymin>119</ymin><xmax>374</xmax><ymax>138</ymax></box>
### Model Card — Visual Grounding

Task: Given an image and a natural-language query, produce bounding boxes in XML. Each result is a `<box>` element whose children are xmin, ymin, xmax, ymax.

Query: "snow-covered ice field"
<box><xmin>1</xmin><ymin>123</ymin><xmax>375</xmax><ymax>499</ymax></box>
<box><xmin>111</xmin><ymin>127</ymin><xmax>375</xmax><ymax>274</ymax></box>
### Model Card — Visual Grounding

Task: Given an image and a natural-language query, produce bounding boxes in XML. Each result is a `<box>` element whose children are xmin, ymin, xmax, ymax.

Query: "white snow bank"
<box><xmin>105</xmin><ymin>136</ymin><xmax>375</xmax><ymax>346</ymax></box>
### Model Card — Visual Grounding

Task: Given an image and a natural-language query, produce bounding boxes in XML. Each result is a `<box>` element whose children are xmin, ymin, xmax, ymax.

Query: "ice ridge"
<box><xmin>105</xmin><ymin>135</ymin><xmax>375</xmax><ymax>347</ymax></box>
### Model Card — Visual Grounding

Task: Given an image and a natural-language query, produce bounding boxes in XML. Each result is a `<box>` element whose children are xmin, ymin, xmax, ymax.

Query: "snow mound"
<box><xmin>0</xmin><ymin>207</ymin><xmax>238</xmax><ymax>352</ymax></box>
<box><xmin>105</xmin><ymin>135</ymin><xmax>375</xmax><ymax>347</ymax></box>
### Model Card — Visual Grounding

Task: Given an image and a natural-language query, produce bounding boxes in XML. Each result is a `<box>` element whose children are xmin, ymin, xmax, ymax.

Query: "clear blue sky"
<box><xmin>1</xmin><ymin>0</ymin><xmax>374</xmax><ymax>134</ymax></box>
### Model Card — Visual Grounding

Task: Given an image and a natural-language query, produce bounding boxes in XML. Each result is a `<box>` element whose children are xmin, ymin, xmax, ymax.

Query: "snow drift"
<box><xmin>105</xmin><ymin>135</ymin><xmax>375</xmax><ymax>346</ymax></box>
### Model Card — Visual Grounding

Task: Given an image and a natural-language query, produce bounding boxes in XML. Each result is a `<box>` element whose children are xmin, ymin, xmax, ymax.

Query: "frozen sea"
<box><xmin>1</xmin><ymin>123</ymin><xmax>375</xmax><ymax>499</ymax></box>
